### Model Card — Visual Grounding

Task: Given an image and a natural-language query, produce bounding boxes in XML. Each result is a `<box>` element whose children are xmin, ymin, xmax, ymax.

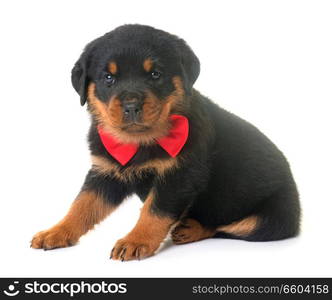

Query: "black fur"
<box><xmin>73</xmin><ymin>24</ymin><xmax>300</xmax><ymax>241</ymax></box>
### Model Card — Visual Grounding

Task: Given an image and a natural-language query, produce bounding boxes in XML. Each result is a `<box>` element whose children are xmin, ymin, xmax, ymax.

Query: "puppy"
<box><xmin>31</xmin><ymin>24</ymin><xmax>300</xmax><ymax>260</ymax></box>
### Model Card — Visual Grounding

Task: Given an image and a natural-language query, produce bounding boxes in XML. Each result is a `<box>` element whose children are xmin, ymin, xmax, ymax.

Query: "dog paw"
<box><xmin>110</xmin><ymin>237</ymin><xmax>158</xmax><ymax>261</ymax></box>
<box><xmin>31</xmin><ymin>226</ymin><xmax>78</xmax><ymax>250</ymax></box>
<box><xmin>171</xmin><ymin>218</ymin><xmax>214</xmax><ymax>244</ymax></box>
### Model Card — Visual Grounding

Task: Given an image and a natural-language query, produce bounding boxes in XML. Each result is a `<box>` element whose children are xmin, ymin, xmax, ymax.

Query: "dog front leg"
<box><xmin>31</xmin><ymin>169</ymin><xmax>130</xmax><ymax>250</ymax></box>
<box><xmin>111</xmin><ymin>173</ymin><xmax>197</xmax><ymax>261</ymax></box>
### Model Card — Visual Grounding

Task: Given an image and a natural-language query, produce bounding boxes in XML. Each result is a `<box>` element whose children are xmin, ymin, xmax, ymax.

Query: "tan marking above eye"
<box><xmin>143</xmin><ymin>58</ymin><xmax>153</xmax><ymax>72</ymax></box>
<box><xmin>108</xmin><ymin>61</ymin><xmax>117</xmax><ymax>74</ymax></box>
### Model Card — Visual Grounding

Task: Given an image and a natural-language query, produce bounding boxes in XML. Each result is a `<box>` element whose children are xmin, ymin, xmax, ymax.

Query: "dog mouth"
<box><xmin>121</xmin><ymin>122</ymin><xmax>151</xmax><ymax>133</ymax></box>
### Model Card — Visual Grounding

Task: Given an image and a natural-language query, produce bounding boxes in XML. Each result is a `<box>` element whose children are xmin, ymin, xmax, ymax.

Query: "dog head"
<box><xmin>71</xmin><ymin>24</ymin><xmax>200</xmax><ymax>144</ymax></box>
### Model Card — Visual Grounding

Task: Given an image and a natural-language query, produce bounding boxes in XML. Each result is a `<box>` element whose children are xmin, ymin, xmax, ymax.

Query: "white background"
<box><xmin>0</xmin><ymin>0</ymin><xmax>331</xmax><ymax>277</ymax></box>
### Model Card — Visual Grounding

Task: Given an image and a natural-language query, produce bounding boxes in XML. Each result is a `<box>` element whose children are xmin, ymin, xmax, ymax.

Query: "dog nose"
<box><xmin>123</xmin><ymin>99</ymin><xmax>143</xmax><ymax>123</ymax></box>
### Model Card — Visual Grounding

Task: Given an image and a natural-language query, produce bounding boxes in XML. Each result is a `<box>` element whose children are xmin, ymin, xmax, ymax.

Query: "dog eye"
<box><xmin>151</xmin><ymin>71</ymin><xmax>161</xmax><ymax>80</ymax></box>
<box><xmin>104</xmin><ymin>73</ymin><xmax>116</xmax><ymax>85</ymax></box>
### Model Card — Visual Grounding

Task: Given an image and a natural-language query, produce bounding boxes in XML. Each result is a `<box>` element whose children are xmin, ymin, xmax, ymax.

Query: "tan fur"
<box><xmin>143</xmin><ymin>58</ymin><xmax>153</xmax><ymax>72</ymax></box>
<box><xmin>31</xmin><ymin>191</ymin><xmax>114</xmax><ymax>249</ymax></box>
<box><xmin>155</xmin><ymin>76</ymin><xmax>186</xmax><ymax>122</ymax></box>
<box><xmin>171</xmin><ymin>218</ymin><xmax>216</xmax><ymax>244</ymax></box>
<box><xmin>111</xmin><ymin>191</ymin><xmax>175</xmax><ymax>260</ymax></box>
<box><xmin>91</xmin><ymin>155</ymin><xmax>179</xmax><ymax>182</ymax></box>
<box><xmin>87</xmin><ymin>76</ymin><xmax>185</xmax><ymax>145</ymax></box>
<box><xmin>108</xmin><ymin>61</ymin><xmax>117</xmax><ymax>74</ymax></box>
<box><xmin>88</xmin><ymin>84</ymin><xmax>123</xmax><ymax>129</ymax></box>
<box><xmin>217</xmin><ymin>216</ymin><xmax>259</xmax><ymax>236</ymax></box>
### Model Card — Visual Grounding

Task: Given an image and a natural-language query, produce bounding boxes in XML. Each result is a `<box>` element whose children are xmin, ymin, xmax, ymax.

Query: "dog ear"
<box><xmin>177</xmin><ymin>39</ymin><xmax>200</xmax><ymax>94</ymax></box>
<box><xmin>71</xmin><ymin>54</ymin><xmax>89</xmax><ymax>106</ymax></box>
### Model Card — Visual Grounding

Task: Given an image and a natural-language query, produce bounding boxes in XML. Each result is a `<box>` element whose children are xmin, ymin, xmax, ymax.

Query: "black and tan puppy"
<box><xmin>31</xmin><ymin>24</ymin><xmax>300</xmax><ymax>260</ymax></box>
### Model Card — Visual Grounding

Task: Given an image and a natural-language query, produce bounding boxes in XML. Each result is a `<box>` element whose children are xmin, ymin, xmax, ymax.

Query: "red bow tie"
<box><xmin>98</xmin><ymin>115</ymin><xmax>189</xmax><ymax>166</ymax></box>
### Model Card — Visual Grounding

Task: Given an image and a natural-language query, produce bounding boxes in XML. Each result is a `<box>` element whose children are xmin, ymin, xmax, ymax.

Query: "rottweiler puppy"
<box><xmin>31</xmin><ymin>24</ymin><xmax>300</xmax><ymax>260</ymax></box>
